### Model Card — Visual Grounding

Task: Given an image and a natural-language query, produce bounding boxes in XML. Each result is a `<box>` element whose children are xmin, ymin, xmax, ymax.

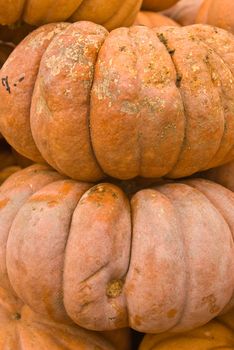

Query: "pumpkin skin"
<box><xmin>0</xmin><ymin>286</ymin><xmax>125</xmax><ymax>350</ymax></box>
<box><xmin>163</xmin><ymin>0</ymin><xmax>204</xmax><ymax>26</ymax></box>
<box><xmin>196</xmin><ymin>0</ymin><xmax>234</xmax><ymax>34</ymax></box>
<box><xmin>0</xmin><ymin>0</ymin><xmax>142</xmax><ymax>30</ymax></box>
<box><xmin>1</xmin><ymin>23</ymin><xmax>234</xmax><ymax>182</ymax></box>
<box><xmin>2</xmin><ymin>165</ymin><xmax>234</xmax><ymax>333</ymax></box>
<box><xmin>139</xmin><ymin>309</ymin><xmax>234</xmax><ymax>349</ymax></box>
<box><xmin>142</xmin><ymin>0</ymin><xmax>179</xmax><ymax>11</ymax></box>
<box><xmin>134</xmin><ymin>11</ymin><xmax>180</xmax><ymax>27</ymax></box>
<box><xmin>201</xmin><ymin>161</ymin><xmax>234</xmax><ymax>192</ymax></box>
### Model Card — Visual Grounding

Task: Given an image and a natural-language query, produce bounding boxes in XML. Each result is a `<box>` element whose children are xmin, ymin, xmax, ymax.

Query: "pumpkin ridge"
<box><xmin>155</xmin><ymin>28</ymin><xmax>187</xmax><ymax>177</ymax></box>
<box><xmin>193</xmin><ymin>35</ymin><xmax>234</xmax><ymax>168</ymax></box>
<box><xmin>155</xmin><ymin>183</ymin><xmax>190</xmax><ymax>331</ymax></box>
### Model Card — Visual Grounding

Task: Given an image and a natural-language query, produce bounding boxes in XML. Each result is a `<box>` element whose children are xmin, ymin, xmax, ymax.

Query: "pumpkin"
<box><xmin>196</xmin><ymin>0</ymin><xmax>234</xmax><ymax>34</ymax></box>
<box><xmin>163</xmin><ymin>0</ymin><xmax>204</xmax><ymax>26</ymax></box>
<box><xmin>1</xmin><ymin>23</ymin><xmax>234</xmax><ymax>182</ymax></box>
<box><xmin>2</xmin><ymin>164</ymin><xmax>234</xmax><ymax>333</ymax></box>
<box><xmin>0</xmin><ymin>286</ymin><xmax>129</xmax><ymax>350</ymax></box>
<box><xmin>0</xmin><ymin>0</ymin><xmax>142</xmax><ymax>30</ymax></box>
<box><xmin>134</xmin><ymin>12</ymin><xmax>180</xmax><ymax>27</ymax></box>
<box><xmin>139</xmin><ymin>308</ymin><xmax>234</xmax><ymax>349</ymax></box>
<box><xmin>142</xmin><ymin>0</ymin><xmax>179</xmax><ymax>11</ymax></box>
<box><xmin>200</xmin><ymin>161</ymin><xmax>234</xmax><ymax>192</ymax></box>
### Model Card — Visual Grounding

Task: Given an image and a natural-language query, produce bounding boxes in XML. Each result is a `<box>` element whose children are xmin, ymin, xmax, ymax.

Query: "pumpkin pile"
<box><xmin>0</xmin><ymin>1</ymin><xmax>234</xmax><ymax>349</ymax></box>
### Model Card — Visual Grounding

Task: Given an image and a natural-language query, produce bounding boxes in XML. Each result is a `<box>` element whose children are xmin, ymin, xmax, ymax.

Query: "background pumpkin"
<box><xmin>196</xmin><ymin>0</ymin><xmax>234</xmax><ymax>34</ymax></box>
<box><xmin>1</xmin><ymin>23</ymin><xmax>234</xmax><ymax>182</ymax></box>
<box><xmin>139</xmin><ymin>308</ymin><xmax>234</xmax><ymax>349</ymax></box>
<box><xmin>134</xmin><ymin>11</ymin><xmax>180</xmax><ymax>27</ymax></box>
<box><xmin>0</xmin><ymin>0</ymin><xmax>142</xmax><ymax>30</ymax></box>
<box><xmin>200</xmin><ymin>161</ymin><xmax>234</xmax><ymax>192</ymax></box>
<box><xmin>2</xmin><ymin>165</ymin><xmax>234</xmax><ymax>333</ymax></box>
<box><xmin>0</xmin><ymin>286</ymin><xmax>129</xmax><ymax>350</ymax></box>
<box><xmin>163</xmin><ymin>0</ymin><xmax>204</xmax><ymax>26</ymax></box>
<box><xmin>142</xmin><ymin>0</ymin><xmax>179</xmax><ymax>11</ymax></box>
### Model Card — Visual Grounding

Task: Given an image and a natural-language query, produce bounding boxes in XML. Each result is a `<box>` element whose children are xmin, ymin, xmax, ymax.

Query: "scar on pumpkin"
<box><xmin>1</xmin><ymin>76</ymin><xmax>11</xmax><ymax>94</ymax></box>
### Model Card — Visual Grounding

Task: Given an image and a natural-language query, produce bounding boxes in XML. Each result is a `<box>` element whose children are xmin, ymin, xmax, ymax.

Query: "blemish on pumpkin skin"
<box><xmin>106</xmin><ymin>280</ymin><xmax>123</xmax><ymax>298</ymax></box>
<box><xmin>133</xmin><ymin>315</ymin><xmax>142</xmax><ymax>326</ymax></box>
<box><xmin>201</xmin><ymin>294</ymin><xmax>220</xmax><ymax>314</ymax></box>
<box><xmin>29</xmin><ymin>183</ymin><xmax>75</xmax><ymax>207</ymax></box>
<box><xmin>167</xmin><ymin>308</ymin><xmax>177</xmax><ymax>318</ymax></box>
<box><xmin>0</xmin><ymin>198</ymin><xmax>9</xmax><ymax>209</ymax></box>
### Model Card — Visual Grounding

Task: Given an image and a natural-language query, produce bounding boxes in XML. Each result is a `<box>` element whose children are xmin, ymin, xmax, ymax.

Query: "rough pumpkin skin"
<box><xmin>2</xmin><ymin>164</ymin><xmax>234</xmax><ymax>333</ymax></box>
<box><xmin>142</xmin><ymin>0</ymin><xmax>179</xmax><ymax>11</ymax></box>
<box><xmin>0</xmin><ymin>286</ymin><xmax>125</xmax><ymax>350</ymax></box>
<box><xmin>196</xmin><ymin>0</ymin><xmax>234</xmax><ymax>34</ymax></box>
<box><xmin>134</xmin><ymin>11</ymin><xmax>180</xmax><ymax>27</ymax></box>
<box><xmin>0</xmin><ymin>0</ymin><xmax>142</xmax><ymax>30</ymax></box>
<box><xmin>139</xmin><ymin>309</ymin><xmax>234</xmax><ymax>349</ymax></box>
<box><xmin>1</xmin><ymin>22</ymin><xmax>234</xmax><ymax>182</ymax></box>
<box><xmin>201</xmin><ymin>161</ymin><xmax>234</xmax><ymax>192</ymax></box>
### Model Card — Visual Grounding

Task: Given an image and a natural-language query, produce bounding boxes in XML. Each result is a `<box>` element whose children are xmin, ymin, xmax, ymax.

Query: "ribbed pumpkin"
<box><xmin>164</xmin><ymin>0</ymin><xmax>203</xmax><ymax>26</ymax></box>
<box><xmin>0</xmin><ymin>286</ymin><xmax>129</xmax><ymax>350</ymax></box>
<box><xmin>196</xmin><ymin>0</ymin><xmax>234</xmax><ymax>34</ymax></box>
<box><xmin>201</xmin><ymin>161</ymin><xmax>234</xmax><ymax>192</ymax></box>
<box><xmin>135</xmin><ymin>11</ymin><xmax>180</xmax><ymax>27</ymax></box>
<box><xmin>2</xmin><ymin>164</ymin><xmax>234</xmax><ymax>333</ymax></box>
<box><xmin>139</xmin><ymin>309</ymin><xmax>234</xmax><ymax>349</ymax></box>
<box><xmin>0</xmin><ymin>0</ymin><xmax>142</xmax><ymax>30</ymax></box>
<box><xmin>142</xmin><ymin>0</ymin><xmax>179</xmax><ymax>11</ymax></box>
<box><xmin>1</xmin><ymin>23</ymin><xmax>234</xmax><ymax>182</ymax></box>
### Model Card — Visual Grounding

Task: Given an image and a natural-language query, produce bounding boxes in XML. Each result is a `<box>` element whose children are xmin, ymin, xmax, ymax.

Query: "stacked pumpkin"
<box><xmin>1</xmin><ymin>1</ymin><xmax>234</xmax><ymax>349</ymax></box>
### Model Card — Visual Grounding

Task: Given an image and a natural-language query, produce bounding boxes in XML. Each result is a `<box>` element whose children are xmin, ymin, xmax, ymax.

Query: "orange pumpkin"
<box><xmin>142</xmin><ymin>0</ymin><xmax>179</xmax><ymax>11</ymax></box>
<box><xmin>2</xmin><ymin>164</ymin><xmax>234</xmax><ymax>333</ymax></box>
<box><xmin>135</xmin><ymin>11</ymin><xmax>180</xmax><ymax>27</ymax></box>
<box><xmin>139</xmin><ymin>309</ymin><xmax>234</xmax><ymax>349</ymax></box>
<box><xmin>200</xmin><ymin>161</ymin><xmax>234</xmax><ymax>192</ymax></box>
<box><xmin>0</xmin><ymin>0</ymin><xmax>142</xmax><ymax>30</ymax></box>
<box><xmin>1</xmin><ymin>23</ymin><xmax>234</xmax><ymax>182</ymax></box>
<box><xmin>196</xmin><ymin>0</ymin><xmax>234</xmax><ymax>34</ymax></box>
<box><xmin>0</xmin><ymin>286</ymin><xmax>129</xmax><ymax>350</ymax></box>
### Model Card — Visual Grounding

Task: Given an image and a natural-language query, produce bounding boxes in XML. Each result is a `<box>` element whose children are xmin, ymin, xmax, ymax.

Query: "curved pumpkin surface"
<box><xmin>0</xmin><ymin>286</ymin><xmax>120</xmax><ymax>350</ymax></box>
<box><xmin>139</xmin><ymin>309</ymin><xmax>234</xmax><ymax>349</ymax></box>
<box><xmin>163</xmin><ymin>0</ymin><xmax>204</xmax><ymax>26</ymax></box>
<box><xmin>134</xmin><ymin>11</ymin><xmax>180</xmax><ymax>27</ymax></box>
<box><xmin>1</xmin><ymin>165</ymin><xmax>234</xmax><ymax>333</ymax></box>
<box><xmin>1</xmin><ymin>23</ymin><xmax>234</xmax><ymax>181</ymax></box>
<box><xmin>196</xmin><ymin>0</ymin><xmax>234</xmax><ymax>34</ymax></box>
<box><xmin>0</xmin><ymin>0</ymin><xmax>142</xmax><ymax>30</ymax></box>
<box><xmin>201</xmin><ymin>161</ymin><xmax>234</xmax><ymax>192</ymax></box>
<box><xmin>142</xmin><ymin>0</ymin><xmax>179</xmax><ymax>11</ymax></box>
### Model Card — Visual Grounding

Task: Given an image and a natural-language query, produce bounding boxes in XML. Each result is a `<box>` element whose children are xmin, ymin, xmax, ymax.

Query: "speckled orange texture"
<box><xmin>135</xmin><ymin>12</ymin><xmax>180</xmax><ymax>27</ymax></box>
<box><xmin>2</xmin><ymin>165</ymin><xmax>234</xmax><ymax>333</ymax></box>
<box><xmin>1</xmin><ymin>23</ymin><xmax>234</xmax><ymax>182</ymax></box>
<box><xmin>139</xmin><ymin>309</ymin><xmax>234</xmax><ymax>349</ymax></box>
<box><xmin>0</xmin><ymin>287</ymin><xmax>123</xmax><ymax>350</ymax></box>
<box><xmin>196</xmin><ymin>0</ymin><xmax>234</xmax><ymax>34</ymax></box>
<box><xmin>0</xmin><ymin>0</ymin><xmax>142</xmax><ymax>30</ymax></box>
